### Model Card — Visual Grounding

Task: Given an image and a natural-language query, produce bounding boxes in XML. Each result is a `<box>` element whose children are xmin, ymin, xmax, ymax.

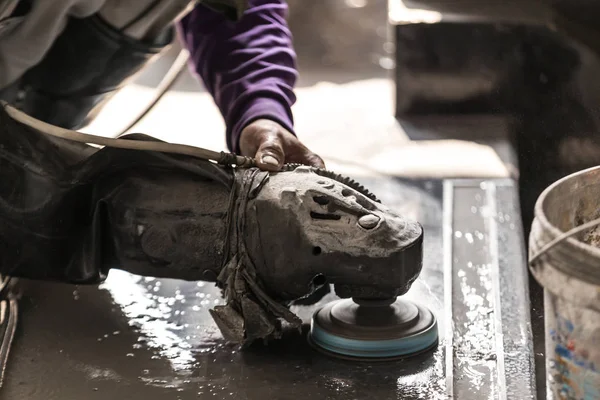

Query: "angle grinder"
<box><xmin>4</xmin><ymin>101</ymin><xmax>439</xmax><ymax>357</ymax></box>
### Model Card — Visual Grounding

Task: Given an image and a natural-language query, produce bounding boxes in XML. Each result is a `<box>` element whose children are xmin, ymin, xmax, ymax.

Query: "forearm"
<box><xmin>177</xmin><ymin>0</ymin><xmax>298</xmax><ymax>153</ymax></box>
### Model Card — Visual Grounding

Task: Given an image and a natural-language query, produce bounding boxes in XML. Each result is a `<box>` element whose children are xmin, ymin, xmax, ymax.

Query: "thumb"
<box><xmin>255</xmin><ymin>137</ymin><xmax>285</xmax><ymax>171</ymax></box>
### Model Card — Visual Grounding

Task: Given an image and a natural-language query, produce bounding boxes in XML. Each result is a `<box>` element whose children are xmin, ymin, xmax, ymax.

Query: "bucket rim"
<box><xmin>534</xmin><ymin>165</ymin><xmax>600</xmax><ymax>259</ymax></box>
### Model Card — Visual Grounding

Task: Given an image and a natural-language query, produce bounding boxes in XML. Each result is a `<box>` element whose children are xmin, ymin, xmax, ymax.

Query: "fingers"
<box><xmin>239</xmin><ymin>119</ymin><xmax>325</xmax><ymax>171</ymax></box>
<box><xmin>304</xmin><ymin>151</ymin><xmax>326</xmax><ymax>169</ymax></box>
<box><xmin>287</xmin><ymin>148</ymin><xmax>326</xmax><ymax>169</ymax></box>
<box><xmin>255</xmin><ymin>137</ymin><xmax>285</xmax><ymax>172</ymax></box>
<box><xmin>256</xmin><ymin>141</ymin><xmax>325</xmax><ymax>171</ymax></box>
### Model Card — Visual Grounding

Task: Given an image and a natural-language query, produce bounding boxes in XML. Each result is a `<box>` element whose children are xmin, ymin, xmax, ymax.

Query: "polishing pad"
<box><xmin>308</xmin><ymin>298</ymin><xmax>438</xmax><ymax>361</ymax></box>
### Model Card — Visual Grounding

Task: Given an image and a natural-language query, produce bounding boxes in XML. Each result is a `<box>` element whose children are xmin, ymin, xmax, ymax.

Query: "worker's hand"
<box><xmin>239</xmin><ymin>119</ymin><xmax>325</xmax><ymax>172</ymax></box>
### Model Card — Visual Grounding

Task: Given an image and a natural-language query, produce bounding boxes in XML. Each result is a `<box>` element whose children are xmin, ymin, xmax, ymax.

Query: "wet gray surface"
<box><xmin>0</xmin><ymin>177</ymin><xmax>537</xmax><ymax>399</ymax></box>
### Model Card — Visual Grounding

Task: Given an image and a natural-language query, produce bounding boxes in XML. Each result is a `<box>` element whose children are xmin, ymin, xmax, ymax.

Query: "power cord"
<box><xmin>2</xmin><ymin>102</ymin><xmax>255</xmax><ymax>168</ymax></box>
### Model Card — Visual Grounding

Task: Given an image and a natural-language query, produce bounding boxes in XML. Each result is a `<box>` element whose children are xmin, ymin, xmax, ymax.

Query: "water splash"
<box><xmin>99</xmin><ymin>270</ymin><xmax>196</xmax><ymax>372</ymax></box>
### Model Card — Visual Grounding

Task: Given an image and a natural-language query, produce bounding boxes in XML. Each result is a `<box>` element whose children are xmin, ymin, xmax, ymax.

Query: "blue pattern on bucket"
<box><xmin>549</xmin><ymin>317</ymin><xmax>600</xmax><ymax>400</ymax></box>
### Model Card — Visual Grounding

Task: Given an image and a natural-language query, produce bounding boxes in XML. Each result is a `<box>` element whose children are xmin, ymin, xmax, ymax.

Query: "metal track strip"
<box><xmin>444</xmin><ymin>179</ymin><xmax>536</xmax><ymax>399</ymax></box>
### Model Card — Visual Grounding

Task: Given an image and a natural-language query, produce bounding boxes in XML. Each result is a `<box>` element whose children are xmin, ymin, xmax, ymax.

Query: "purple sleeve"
<box><xmin>177</xmin><ymin>0</ymin><xmax>298</xmax><ymax>153</ymax></box>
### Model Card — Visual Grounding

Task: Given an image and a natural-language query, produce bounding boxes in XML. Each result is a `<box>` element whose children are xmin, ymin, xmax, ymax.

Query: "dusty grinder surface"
<box><xmin>309</xmin><ymin>298</ymin><xmax>438</xmax><ymax>360</ymax></box>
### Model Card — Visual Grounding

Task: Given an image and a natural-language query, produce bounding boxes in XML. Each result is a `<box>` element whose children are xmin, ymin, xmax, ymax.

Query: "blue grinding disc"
<box><xmin>308</xmin><ymin>298</ymin><xmax>438</xmax><ymax>360</ymax></box>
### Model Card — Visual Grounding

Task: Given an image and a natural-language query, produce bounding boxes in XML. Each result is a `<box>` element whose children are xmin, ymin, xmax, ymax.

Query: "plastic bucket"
<box><xmin>529</xmin><ymin>166</ymin><xmax>600</xmax><ymax>399</ymax></box>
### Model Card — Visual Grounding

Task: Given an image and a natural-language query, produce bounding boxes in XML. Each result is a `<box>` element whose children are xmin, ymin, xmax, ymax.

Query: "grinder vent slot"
<box><xmin>313</xmin><ymin>195</ymin><xmax>330</xmax><ymax>205</ymax></box>
<box><xmin>310</xmin><ymin>212</ymin><xmax>341</xmax><ymax>221</ymax></box>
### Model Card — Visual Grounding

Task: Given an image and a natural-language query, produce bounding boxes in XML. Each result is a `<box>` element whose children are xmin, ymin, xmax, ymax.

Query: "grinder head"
<box><xmin>212</xmin><ymin>165</ymin><xmax>426</xmax><ymax>346</ymax></box>
<box><xmin>245</xmin><ymin>165</ymin><xmax>423</xmax><ymax>302</ymax></box>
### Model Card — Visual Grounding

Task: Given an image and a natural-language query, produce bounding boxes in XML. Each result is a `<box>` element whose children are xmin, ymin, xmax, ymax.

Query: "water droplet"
<box><xmin>93</xmin><ymin>388</ymin><xmax>98</xmax><ymax>392</ymax></box>
<box><xmin>113</xmin><ymin>331</ymin><xmax>120</xmax><ymax>335</ymax></box>
<box><xmin>378</xmin><ymin>56</ymin><xmax>395</xmax><ymax>70</ymax></box>
<box><xmin>455</xmin><ymin>231</ymin><xmax>463</xmax><ymax>238</ymax></box>
<box><xmin>126</xmin><ymin>353</ymin><xmax>135</xmax><ymax>357</ymax></box>
<box><xmin>143</xmin><ymin>369</ymin><xmax>150</xmax><ymax>374</ymax></box>
<box><xmin>383</xmin><ymin>41</ymin><xmax>394</xmax><ymax>53</ymax></box>
<box><xmin>192</xmin><ymin>305</ymin><xmax>200</xmax><ymax>311</ymax></box>
<box><xmin>197</xmin><ymin>282</ymin><xmax>205</xmax><ymax>288</ymax></box>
